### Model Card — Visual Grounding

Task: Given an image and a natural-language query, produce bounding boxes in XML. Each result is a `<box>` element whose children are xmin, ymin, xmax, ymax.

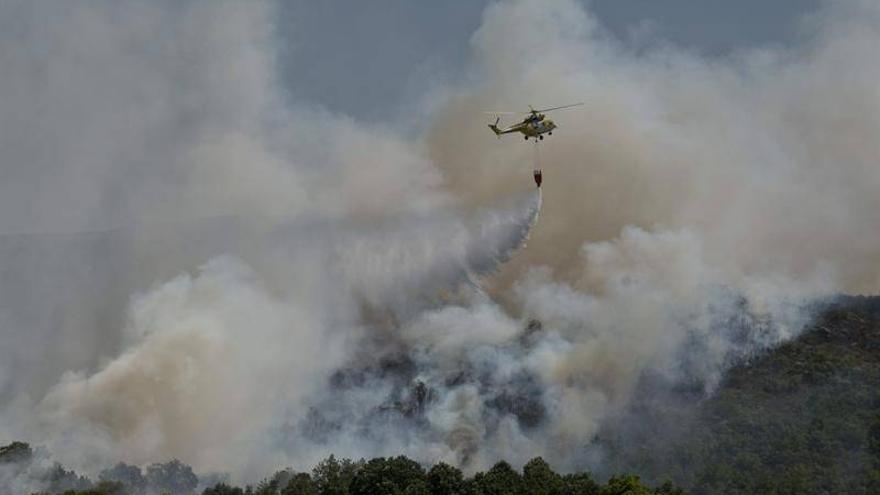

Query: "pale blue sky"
<box><xmin>275</xmin><ymin>0</ymin><xmax>820</xmax><ymax>120</ymax></box>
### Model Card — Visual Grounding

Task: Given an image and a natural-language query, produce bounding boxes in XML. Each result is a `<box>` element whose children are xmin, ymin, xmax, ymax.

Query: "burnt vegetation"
<box><xmin>3</xmin><ymin>297</ymin><xmax>880</xmax><ymax>495</ymax></box>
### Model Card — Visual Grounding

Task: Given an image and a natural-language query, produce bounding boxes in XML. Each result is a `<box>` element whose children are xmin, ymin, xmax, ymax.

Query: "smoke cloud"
<box><xmin>1</xmin><ymin>0</ymin><xmax>879</xmax><ymax>488</ymax></box>
<box><xmin>430</xmin><ymin>0</ymin><xmax>880</xmax><ymax>294</ymax></box>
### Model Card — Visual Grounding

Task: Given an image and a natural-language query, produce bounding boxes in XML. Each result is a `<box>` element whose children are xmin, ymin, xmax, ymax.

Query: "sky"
<box><xmin>277</xmin><ymin>0</ymin><xmax>820</xmax><ymax>121</ymax></box>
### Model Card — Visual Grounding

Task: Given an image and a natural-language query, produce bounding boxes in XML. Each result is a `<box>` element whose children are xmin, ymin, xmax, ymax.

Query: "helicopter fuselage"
<box><xmin>489</xmin><ymin>116</ymin><xmax>556</xmax><ymax>139</ymax></box>
<box><xmin>486</xmin><ymin>102</ymin><xmax>580</xmax><ymax>140</ymax></box>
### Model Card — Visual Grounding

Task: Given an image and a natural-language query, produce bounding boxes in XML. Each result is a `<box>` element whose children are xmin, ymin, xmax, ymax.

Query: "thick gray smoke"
<box><xmin>1</xmin><ymin>0</ymin><xmax>879</xmax><ymax>489</ymax></box>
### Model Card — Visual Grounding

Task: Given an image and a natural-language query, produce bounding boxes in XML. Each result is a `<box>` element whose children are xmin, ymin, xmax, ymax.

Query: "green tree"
<box><xmin>256</xmin><ymin>469</ymin><xmax>305</xmax><ymax>495</ymax></box>
<box><xmin>865</xmin><ymin>469</ymin><xmax>880</xmax><ymax>494</ymax></box>
<box><xmin>0</xmin><ymin>441</ymin><xmax>32</xmax><ymax>464</ymax></box>
<box><xmin>203</xmin><ymin>483</ymin><xmax>247</xmax><ymax>495</ymax></box>
<box><xmin>45</xmin><ymin>462</ymin><xmax>92</xmax><ymax>493</ymax></box>
<box><xmin>99</xmin><ymin>462</ymin><xmax>146</xmax><ymax>495</ymax></box>
<box><xmin>869</xmin><ymin>413</ymin><xmax>880</xmax><ymax>466</ymax></box>
<box><xmin>145</xmin><ymin>459</ymin><xmax>198</xmax><ymax>495</ymax></box>
<box><xmin>561</xmin><ymin>473</ymin><xmax>599</xmax><ymax>495</ymax></box>
<box><xmin>652</xmin><ymin>480</ymin><xmax>686</xmax><ymax>495</ymax></box>
<box><xmin>54</xmin><ymin>481</ymin><xmax>127</xmax><ymax>495</ymax></box>
<box><xmin>426</xmin><ymin>462</ymin><xmax>464</xmax><ymax>495</ymax></box>
<box><xmin>600</xmin><ymin>475</ymin><xmax>651</xmax><ymax>495</ymax></box>
<box><xmin>471</xmin><ymin>461</ymin><xmax>523</xmax><ymax>495</ymax></box>
<box><xmin>402</xmin><ymin>479</ymin><xmax>431</xmax><ymax>495</ymax></box>
<box><xmin>92</xmin><ymin>481</ymin><xmax>127</xmax><ymax>495</ymax></box>
<box><xmin>522</xmin><ymin>457</ymin><xmax>563</xmax><ymax>495</ymax></box>
<box><xmin>349</xmin><ymin>456</ymin><xmax>425</xmax><ymax>495</ymax></box>
<box><xmin>283</xmin><ymin>472</ymin><xmax>318</xmax><ymax>495</ymax></box>
<box><xmin>312</xmin><ymin>455</ymin><xmax>361</xmax><ymax>495</ymax></box>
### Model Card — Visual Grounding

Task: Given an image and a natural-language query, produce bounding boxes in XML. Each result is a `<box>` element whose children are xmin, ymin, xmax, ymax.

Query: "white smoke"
<box><xmin>32</xmin><ymin>257</ymin><xmax>345</xmax><ymax>476</ymax></box>
<box><xmin>1</xmin><ymin>0</ymin><xmax>878</xmax><ymax>487</ymax></box>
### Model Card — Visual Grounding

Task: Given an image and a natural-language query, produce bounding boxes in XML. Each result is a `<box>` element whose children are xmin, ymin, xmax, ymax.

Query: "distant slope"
<box><xmin>599</xmin><ymin>296</ymin><xmax>880</xmax><ymax>494</ymax></box>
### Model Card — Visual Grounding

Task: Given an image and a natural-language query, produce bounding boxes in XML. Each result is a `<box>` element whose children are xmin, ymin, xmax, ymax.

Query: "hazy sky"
<box><xmin>277</xmin><ymin>0</ymin><xmax>820</xmax><ymax>120</ymax></box>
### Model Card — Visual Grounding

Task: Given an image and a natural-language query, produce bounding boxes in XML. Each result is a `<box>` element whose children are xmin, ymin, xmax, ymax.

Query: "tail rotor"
<box><xmin>488</xmin><ymin>116</ymin><xmax>502</xmax><ymax>137</ymax></box>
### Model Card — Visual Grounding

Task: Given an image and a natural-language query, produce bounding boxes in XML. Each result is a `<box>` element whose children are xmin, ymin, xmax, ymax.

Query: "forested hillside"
<box><xmin>5</xmin><ymin>297</ymin><xmax>880</xmax><ymax>495</ymax></box>
<box><xmin>599</xmin><ymin>296</ymin><xmax>880</xmax><ymax>494</ymax></box>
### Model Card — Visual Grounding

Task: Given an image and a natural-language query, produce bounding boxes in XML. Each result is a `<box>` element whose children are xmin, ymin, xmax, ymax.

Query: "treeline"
<box><xmin>200</xmin><ymin>456</ymin><xmax>685</xmax><ymax>495</ymax></box>
<box><xmin>1</xmin><ymin>441</ymin><xmax>199</xmax><ymax>495</ymax></box>
<box><xmin>0</xmin><ymin>441</ymin><xmax>687</xmax><ymax>495</ymax></box>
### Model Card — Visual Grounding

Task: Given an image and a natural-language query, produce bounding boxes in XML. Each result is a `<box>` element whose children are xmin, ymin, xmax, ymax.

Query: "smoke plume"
<box><xmin>1</xmin><ymin>0</ymin><xmax>879</xmax><ymax>488</ymax></box>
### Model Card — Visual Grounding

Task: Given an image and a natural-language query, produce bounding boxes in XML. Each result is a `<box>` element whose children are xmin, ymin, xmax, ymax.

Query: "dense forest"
<box><xmin>3</xmin><ymin>297</ymin><xmax>879</xmax><ymax>495</ymax></box>
<box><xmin>598</xmin><ymin>296</ymin><xmax>880</xmax><ymax>494</ymax></box>
<box><xmin>2</xmin><ymin>443</ymin><xmax>681</xmax><ymax>495</ymax></box>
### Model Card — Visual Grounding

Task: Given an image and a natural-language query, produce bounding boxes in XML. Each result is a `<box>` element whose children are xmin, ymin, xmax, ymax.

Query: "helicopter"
<box><xmin>487</xmin><ymin>103</ymin><xmax>583</xmax><ymax>140</ymax></box>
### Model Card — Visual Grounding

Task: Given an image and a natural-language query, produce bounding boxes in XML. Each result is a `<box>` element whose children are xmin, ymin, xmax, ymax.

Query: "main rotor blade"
<box><xmin>533</xmin><ymin>102</ymin><xmax>584</xmax><ymax>113</ymax></box>
<box><xmin>483</xmin><ymin>111</ymin><xmax>518</xmax><ymax>115</ymax></box>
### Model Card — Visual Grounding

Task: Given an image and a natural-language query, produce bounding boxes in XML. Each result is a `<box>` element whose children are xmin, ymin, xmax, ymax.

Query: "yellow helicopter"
<box><xmin>487</xmin><ymin>103</ymin><xmax>583</xmax><ymax>140</ymax></box>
